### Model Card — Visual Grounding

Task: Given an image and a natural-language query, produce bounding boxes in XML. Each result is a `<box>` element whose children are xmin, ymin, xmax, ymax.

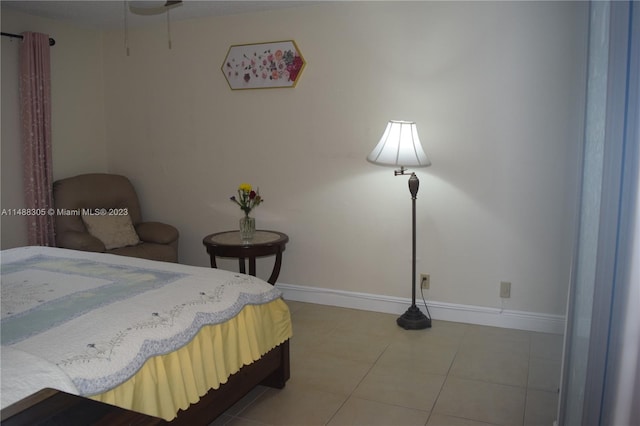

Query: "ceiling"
<box><xmin>1</xmin><ymin>1</ymin><xmax>318</xmax><ymax>30</ymax></box>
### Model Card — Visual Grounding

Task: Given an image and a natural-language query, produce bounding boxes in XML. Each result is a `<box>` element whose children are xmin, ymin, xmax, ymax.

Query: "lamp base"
<box><xmin>397</xmin><ymin>305</ymin><xmax>431</xmax><ymax>330</ymax></box>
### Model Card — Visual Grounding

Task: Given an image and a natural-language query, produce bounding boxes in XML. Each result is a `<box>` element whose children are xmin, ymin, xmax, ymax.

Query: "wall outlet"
<box><xmin>500</xmin><ymin>281</ymin><xmax>511</xmax><ymax>298</ymax></box>
<box><xmin>420</xmin><ymin>274</ymin><xmax>430</xmax><ymax>289</ymax></box>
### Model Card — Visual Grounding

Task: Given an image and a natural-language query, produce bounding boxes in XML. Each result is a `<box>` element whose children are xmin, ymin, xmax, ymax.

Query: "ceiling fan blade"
<box><xmin>129</xmin><ymin>1</ymin><xmax>183</xmax><ymax>16</ymax></box>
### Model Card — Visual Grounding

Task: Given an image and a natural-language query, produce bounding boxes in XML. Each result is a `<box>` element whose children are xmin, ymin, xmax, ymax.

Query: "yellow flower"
<box><xmin>231</xmin><ymin>183</ymin><xmax>263</xmax><ymax>217</ymax></box>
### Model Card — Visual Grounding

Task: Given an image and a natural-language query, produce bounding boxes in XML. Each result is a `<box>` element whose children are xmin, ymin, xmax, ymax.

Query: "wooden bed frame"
<box><xmin>0</xmin><ymin>340</ymin><xmax>289</xmax><ymax>425</ymax></box>
<box><xmin>169</xmin><ymin>339</ymin><xmax>290</xmax><ymax>424</ymax></box>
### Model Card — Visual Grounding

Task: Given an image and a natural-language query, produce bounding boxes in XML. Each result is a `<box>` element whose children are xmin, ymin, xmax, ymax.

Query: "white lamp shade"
<box><xmin>367</xmin><ymin>120</ymin><xmax>431</xmax><ymax>168</ymax></box>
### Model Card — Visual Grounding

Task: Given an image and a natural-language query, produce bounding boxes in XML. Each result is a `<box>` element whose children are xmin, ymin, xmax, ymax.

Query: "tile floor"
<box><xmin>212</xmin><ymin>301</ymin><xmax>562</xmax><ymax>426</ymax></box>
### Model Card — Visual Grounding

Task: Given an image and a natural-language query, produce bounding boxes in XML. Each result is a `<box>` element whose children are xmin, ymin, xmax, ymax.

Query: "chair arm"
<box><xmin>57</xmin><ymin>231</ymin><xmax>106</xmax><ymax>252</ymax></box>
<box><xmin>135</xmin><ymin>222</ymin><xmax>179</xmax><ymax>245</ymax></box>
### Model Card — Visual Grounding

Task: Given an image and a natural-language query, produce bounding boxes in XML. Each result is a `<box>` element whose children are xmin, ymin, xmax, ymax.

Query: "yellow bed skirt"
<box><xmin>90</xmin><ymin>298</ymin><xmax>292</xmax><ymax>421</ymax></box>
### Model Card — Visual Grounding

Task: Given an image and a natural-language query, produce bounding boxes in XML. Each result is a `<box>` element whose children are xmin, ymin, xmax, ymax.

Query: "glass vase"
<box><xmin>239</xmin><ymin>216</ymin><xmax>256</xmax><ymax>241</ymax></box>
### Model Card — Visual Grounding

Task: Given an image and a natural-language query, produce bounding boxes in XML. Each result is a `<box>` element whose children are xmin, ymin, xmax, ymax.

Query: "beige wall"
<box><xmin>102</xmin><ymin>1</ymin><xmax>588</xmax><ymax>316</ymax></box>
<box><xmin>1</xmin><ymin>2</ymin><xmax>588</xmax><ymax>317</ymax></box>
<box><xmin>1</xmin><ymin>8</ymin><xmax>108</xmax><ymax>248</ymax></box>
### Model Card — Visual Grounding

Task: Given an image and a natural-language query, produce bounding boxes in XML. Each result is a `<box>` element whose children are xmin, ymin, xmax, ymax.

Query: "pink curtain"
<box><xmin>20</xmin><ymin>32</ymin><xmax>55</xmax><ymax>246</ymax></box>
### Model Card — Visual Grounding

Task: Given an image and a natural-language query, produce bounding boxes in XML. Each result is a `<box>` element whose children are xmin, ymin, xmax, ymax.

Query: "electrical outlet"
<box><xmin>420</xmin><ymin>274</ymin><xmax>430</xmax><ymax>289</ymax></box>
<box><xmin>500</xmin><ymin>281</ymin><xmax>511</xmax><ymax>298</ymax></box>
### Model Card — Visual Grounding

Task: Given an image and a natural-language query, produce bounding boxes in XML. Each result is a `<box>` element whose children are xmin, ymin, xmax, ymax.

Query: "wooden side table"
<box><xmin>202</xmin><ymin>230</ymin><xmax>289</xmax><ymax>285</ymax></box>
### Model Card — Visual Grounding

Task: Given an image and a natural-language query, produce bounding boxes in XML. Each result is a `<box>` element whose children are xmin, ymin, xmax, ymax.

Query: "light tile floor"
<box><xmin>212</xmin><ymin>301</ymin><xmax>562</xmax><ymax>426</ymax></box>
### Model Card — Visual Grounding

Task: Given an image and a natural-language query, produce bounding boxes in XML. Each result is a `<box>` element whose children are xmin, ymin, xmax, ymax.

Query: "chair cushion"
<box><xmin>135</xmin><ymin>222</ymin><xmax>179</xmax><ymax>245</ymax></box>
<box><xmin>81</xmin><ymin>213</ymin><xmax>141</xmax><ymax>250</ymax></box>
<box><xmin>109</xmin><ymin>243</ymin><xmax>178</xmax><ymax>263</ymax></box>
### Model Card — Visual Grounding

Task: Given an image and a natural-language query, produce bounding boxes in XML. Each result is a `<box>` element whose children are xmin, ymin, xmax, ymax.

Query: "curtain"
<box><xmin>558</xmin><ymin>1</ymin><xmax>639</xmax><ymax>424</ymax></box>
<box><xmin>19</xmin><ymin>32</ymin><xmax>55</xmax><ymax>246</ymax></box>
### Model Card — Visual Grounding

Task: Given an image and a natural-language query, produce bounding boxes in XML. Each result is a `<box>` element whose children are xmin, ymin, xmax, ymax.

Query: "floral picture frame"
<box><xmin>222</xmin><ymin>40</ymin><xmax>306</xmax><ymax>90</ymax></box>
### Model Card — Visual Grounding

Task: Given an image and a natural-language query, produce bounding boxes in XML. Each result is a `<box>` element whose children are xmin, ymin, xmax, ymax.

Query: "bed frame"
<box><xmin>0</xmin><ymin>339</ymin><xmax>289</xmax><ymax>425</ymax></box>
<box><xmin>169</xmin><ymin>339</ymin><xmax>290</xmax><ymax>424</ymax></box>
<box><xmin>0</xmin><ymin>340</ymin><xmax>289</xmax><ymax>425</ymax></box>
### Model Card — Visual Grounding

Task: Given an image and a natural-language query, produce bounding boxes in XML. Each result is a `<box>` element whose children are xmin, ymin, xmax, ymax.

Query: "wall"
<box><xmin>0</xmin><ymin>8</ymin><xmax>108</xmax><ymax>248</ymax></box>
<box><xmin>102</xmin><ymin>1</ymin><xmax>588</xmax><ymax>318</ymax></box>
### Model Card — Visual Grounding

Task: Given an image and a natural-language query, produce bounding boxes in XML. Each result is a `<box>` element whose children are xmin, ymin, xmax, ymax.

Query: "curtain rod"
<box><xmin>1</xmin><ymin>32</ymin><xmax>56</xmax><ymax>46</ymax></box>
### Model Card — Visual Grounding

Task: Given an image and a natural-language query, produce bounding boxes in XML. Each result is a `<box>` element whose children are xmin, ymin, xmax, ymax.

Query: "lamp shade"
<box><xmin>367</xmin><ymin>120</ymin><xmax>431</xmax><ymax>168</ymax></box>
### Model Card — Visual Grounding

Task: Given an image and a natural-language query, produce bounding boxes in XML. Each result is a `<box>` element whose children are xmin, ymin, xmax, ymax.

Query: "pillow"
<box><xmin>81</xmin><ymin>212</ymin><xmax>141</xmax><ymax>250</ymax></box>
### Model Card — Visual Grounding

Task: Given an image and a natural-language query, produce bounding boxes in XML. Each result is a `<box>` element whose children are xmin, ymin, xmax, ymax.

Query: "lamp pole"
<box><xmin>396</xmin><ymin>171</ymin><xmax>431</xmax><ymax>330</ymax></box>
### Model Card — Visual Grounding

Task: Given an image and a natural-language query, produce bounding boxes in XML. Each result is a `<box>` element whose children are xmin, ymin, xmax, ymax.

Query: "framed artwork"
<box><xmin>222</xmin><ymin>40</ymin><xmax>306</xmax><ymax>90</ymax></box>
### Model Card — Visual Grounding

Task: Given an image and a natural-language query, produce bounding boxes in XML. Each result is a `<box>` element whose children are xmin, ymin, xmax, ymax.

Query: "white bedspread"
<box><xmin>0</xmin><ymin>246</ymin><xmax>282</xmax><ymax>409</ymax></box>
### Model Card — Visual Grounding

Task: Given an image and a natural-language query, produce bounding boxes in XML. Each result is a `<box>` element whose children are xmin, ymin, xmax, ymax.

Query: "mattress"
<box><xmin>0</xmin><ymin>246</ymin><xmax>292</xmax><ymax>420</ymax></box>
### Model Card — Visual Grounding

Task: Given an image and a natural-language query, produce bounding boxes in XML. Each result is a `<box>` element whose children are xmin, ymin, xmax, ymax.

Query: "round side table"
<box><xmin>202</xmin><ymin>230</ymin><xmax>289</xmax><ymax>285</ymax></box>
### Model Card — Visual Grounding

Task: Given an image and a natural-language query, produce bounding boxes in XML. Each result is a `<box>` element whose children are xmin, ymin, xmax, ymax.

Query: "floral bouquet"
<box><xmin>230</xmin><ymin>183</ymin><xmax>263</xmax><ymax>217</ymax></box>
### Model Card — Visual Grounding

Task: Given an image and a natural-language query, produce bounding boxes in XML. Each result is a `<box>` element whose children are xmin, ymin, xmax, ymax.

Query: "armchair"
<box><xmin>53</xmin><ymin>173</ymin><xmax>179</xmax><ymax>263</ymax></box>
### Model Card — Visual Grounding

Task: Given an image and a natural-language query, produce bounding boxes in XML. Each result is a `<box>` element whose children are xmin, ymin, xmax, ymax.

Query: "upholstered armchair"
<box><xmin>53</xmin><ymin>173</ymin><xmax>179</xmax><ymax>263</ymax></box>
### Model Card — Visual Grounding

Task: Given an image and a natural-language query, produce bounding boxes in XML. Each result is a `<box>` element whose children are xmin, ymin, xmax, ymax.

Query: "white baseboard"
<box><xmin>275</xmin><ymin>282</ymin><xmax>565</xmax><ymax>334</ymax></box>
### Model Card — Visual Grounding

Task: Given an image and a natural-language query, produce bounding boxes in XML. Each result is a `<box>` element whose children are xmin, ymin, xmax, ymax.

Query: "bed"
<box><xmin>0</xmin><ymin>246</ymin><xmax>292</xmax><ymax>423</ymax></box>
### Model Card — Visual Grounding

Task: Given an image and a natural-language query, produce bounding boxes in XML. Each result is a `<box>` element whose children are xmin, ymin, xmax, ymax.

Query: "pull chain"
<box><xmin>167</xmin><ymin>9</ymin><xmax>172</xmax><ymax>50</ymax></box>
<box><xmin>124</xmin><ymin>0</ymin><xmax>130</xmax><ymax>56</ymax></box>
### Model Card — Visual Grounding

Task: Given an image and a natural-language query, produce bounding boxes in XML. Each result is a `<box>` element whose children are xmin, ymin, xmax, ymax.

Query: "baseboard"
<box><xmin>275</xmin><ymin>282</ymin><xmax>565</xmax><ymax>334</ymax></box>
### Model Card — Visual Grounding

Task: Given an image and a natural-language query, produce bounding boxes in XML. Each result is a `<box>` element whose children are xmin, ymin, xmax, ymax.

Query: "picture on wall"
<box><xmin>222</xmin><ymin>40</ymin><xmax>306</xmax><ymax>90</ymax></box>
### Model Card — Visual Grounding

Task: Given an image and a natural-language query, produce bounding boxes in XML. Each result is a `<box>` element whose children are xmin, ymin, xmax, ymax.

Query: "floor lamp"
<box><xmin>367</xmin><ymin>120</ymin><xmax>432</xmax><ymax>330</ymax></box>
